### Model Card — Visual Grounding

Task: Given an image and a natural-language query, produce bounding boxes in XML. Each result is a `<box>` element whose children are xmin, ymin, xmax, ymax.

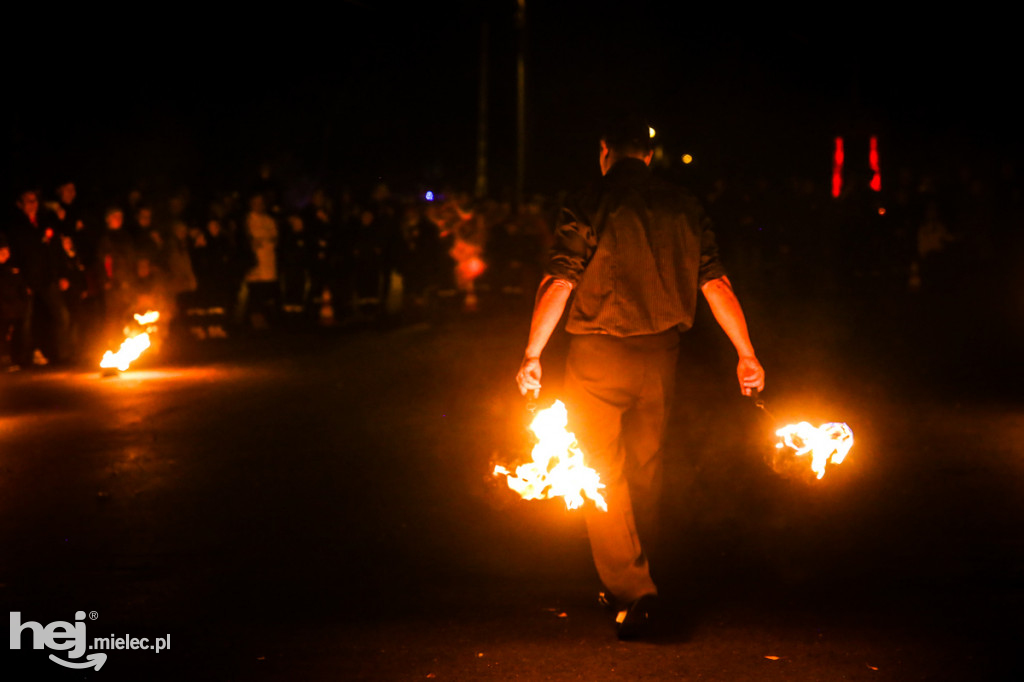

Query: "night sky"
<box><xmin>8</xmin><ymin>3</ymin><xmax>1018</xmax><ymax>200</ymax></box>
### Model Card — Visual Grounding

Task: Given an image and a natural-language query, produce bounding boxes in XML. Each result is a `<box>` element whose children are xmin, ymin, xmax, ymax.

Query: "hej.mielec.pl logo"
<box><xmin>10</xmin><ymin>610</ymin><xmax>171</xmax><ymax>671</ymax></box>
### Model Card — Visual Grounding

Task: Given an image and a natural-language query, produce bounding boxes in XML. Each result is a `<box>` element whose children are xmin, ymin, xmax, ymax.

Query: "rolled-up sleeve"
<box><xmin>696</xmin><ymin>213</ymin><xmax>728</xmax><ymax>288</ymax></box>
<box><xmin>546</xmin><ymin>203</ymin><xmax>596</xmax><ymax>286</ymax></box>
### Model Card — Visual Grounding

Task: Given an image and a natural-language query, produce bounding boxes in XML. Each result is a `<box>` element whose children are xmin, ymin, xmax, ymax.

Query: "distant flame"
<box><xmin>775</xmin><ymin>421</ymin><xmax>854</xmax><ymax>479</ymax></box>
<box><xmin>494</xmin><ymin>400</ymin><xmax>607</xmax><ymax>511</ymax></box>
<box><xmin>100</xmin><ymin>311</ymin><xmax>161</xmax><ymax>372</ymax></box>
<box><xmin>100</xmin><ymin>334</ymin><xmax>152</xmax><ymax>372</ymax></box>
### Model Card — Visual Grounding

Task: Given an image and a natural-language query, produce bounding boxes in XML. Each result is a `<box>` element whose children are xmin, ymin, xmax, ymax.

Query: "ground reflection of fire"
<box><xmin>100</xmin><ymin>311</ymin><xmax>161</xmax><ymax>372</ymax></box>
<box><xmin>494</xmin><ymin>400</ymin><xmax>607</xmax><ymax>512</ymax></box>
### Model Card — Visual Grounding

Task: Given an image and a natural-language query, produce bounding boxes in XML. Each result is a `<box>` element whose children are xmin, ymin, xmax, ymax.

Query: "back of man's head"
<box><xmin>601</xmin><ymin>113</ymin><xmax>654</xmax><ymax>157</ymax></box>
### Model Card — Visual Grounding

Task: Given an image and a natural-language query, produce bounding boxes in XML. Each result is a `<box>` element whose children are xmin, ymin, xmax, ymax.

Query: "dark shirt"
<box><xmin>547</xmin><ymin>158</ymin><xmax>728</xmax><ymax>336</ymax></box>
<box><xmin>7</xmin><ymin>211</ymin><xmax>61</xmax><ymax>291</ymax></box>
<box><xmin>0</xmin><ymin>260</ymin><xmax>30</xmax><ymax>319</ymax></box>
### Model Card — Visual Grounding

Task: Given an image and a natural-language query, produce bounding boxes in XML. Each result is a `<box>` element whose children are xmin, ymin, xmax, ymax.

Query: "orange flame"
<box><xmin>100</xmin><ymin>334</ymin><xmax>152</xmax><ymax>372</ymax></box>
<box><xmin>494</xmin><ymin>400</ymin><xmax>607</xmax><ymax>511</ymax></box>
<box><xmin>775</xmin><ymin>421</ymin><xmax>854</xmax><ymax>479</ymax></box>
<box><xmin>100</xmin><ymin>311</ymin><xmax>161</xmax><ymax>372</ymax></box>
<box><xmin>134</xmin><ymin>310</ymin><xmax>160</xmax><ymax>326</ymax></box>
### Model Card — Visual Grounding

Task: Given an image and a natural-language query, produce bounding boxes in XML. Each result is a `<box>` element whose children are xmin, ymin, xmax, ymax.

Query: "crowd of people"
<box><xmin>1</xmin><ymin>168</ymin><xmax>553</xmax><ymax>371</ymax></box>
<box><xmin>3</xmin><ymin>153</ymin><xmax>1018</xmax><ymax>372</ymax></box>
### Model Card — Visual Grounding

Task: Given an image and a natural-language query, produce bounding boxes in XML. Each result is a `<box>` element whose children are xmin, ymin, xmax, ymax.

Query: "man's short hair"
<box><xmin>601</xmin><ymin>114</ymin><xmax>654</xmax><ymax>156</ymax></box>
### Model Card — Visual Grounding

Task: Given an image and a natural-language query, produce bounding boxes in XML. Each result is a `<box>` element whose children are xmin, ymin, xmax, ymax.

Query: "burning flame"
<box><xmin>493</xmin><ymin>400</ymin><xmax>607</xmax><ymax>512</ymax></box>
<box><xmin>100</xmin><ymin>311</ymin><xmax>160</xmax><ymax>372</ymax></box>
<box><xmin>100</xmin><ymin>334</ymin><xmax>152</xmax><ymax>372</ymax></box>
<box><xmin>775</xmin><ymin>421</ymin><xmax>854</xmax><ymax>479</ymax></box>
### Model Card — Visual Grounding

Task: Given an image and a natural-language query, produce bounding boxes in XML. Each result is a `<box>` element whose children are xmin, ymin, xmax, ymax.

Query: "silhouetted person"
<box><xmin>241</xmin><ymin>194</ymin><xmax>279</xmax><ymax>329</ymax></box>
<box><xmin>515</xmin><ymin>115</ymin><xmax>765</xmax><ymax>640</ymax></box>
<box><xmin>95</xmin><ymin>206</ymin><xmax>138</xmax><ymax>349</ymax></box>
<box><xmin>8</xmin><ymin>190</ymin><xmax>70</xmax><ymax>364</ymax></box>
<box><xmin>55</xmin><ymin>233</ymin><xmax>90</xmax><ymax>360</ymax></box>
<box><xmin>278</xmin><ymin>214</ymin><xmax>314</xmax><ymax>317</ymax></box>
<box><xmin>0</xmin><ymin>236</ymin><xmax>30</xmax><ymax>370</ymax></box>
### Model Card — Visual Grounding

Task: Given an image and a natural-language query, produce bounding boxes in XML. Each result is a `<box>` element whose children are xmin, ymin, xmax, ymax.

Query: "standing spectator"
<box><xmin>278</xmin><ymin>213</ymin><xmax>314</xmax><ymax>318</ymax></box>
<box><xmin>190</xmin><ymin>218</ymin><xmax>239</xmax><ymax>338</ymax></box>
<box><xmin>48</xmin><ymin>181</ymin><xmax>94</xmax><ymax>263</ymax></box>
<box><xmin>129</xmin><ymin>256</ymin><xmax>172</xmax><ymax>354</ymax></box>
<box><xmin>49</xmin><ymin>181</ymin><xmax>83</xmax><ymax>232</ymax></box>
<box><xmin>241</xmin><ymin>194</ymin><xmax>278</xmax><ymax>329</ymax></box>
<box><xmin>132</xmin><ymin>205</ymin><xmax>155</xmax><ymax>239</ymax></box>
<box><xmin>164</xmin><ymin>220</ymin><xmax>198</xmax><ymax>333</ymax></box>
<box><xmin>95</xmin><ymin>206</ymin><xmax>138</xmax><ymax>348</ymax></box>
<box><xmin>0</xmin><ymin>236</ymin><xmax>30</xmax><ymax>370</ymax></box>
<box><xmin>135</xmin><ymin>205</ymin><xmax>164</xmax><ymax>262</ymax></box>
<box><xmin>8</xmin><ymin>190</ymin><xmax>70</xmax><ymax>364</ymax></box>
<box><xmin>487</xmin><ymin>213</ymin><xmax>531</xmax><ymax>296</ymax></box>
<box><xmin>55</xmin><ymin>233</ymin><xmax>90</xmax><ymax>360</ymax></box>
<box><xmin>913</xmin><ymin>200</ymin><xmax>956</xmax><ymax>294</ymax></box>
<box><xmin>54</xmin><ymin>180</ymin><xmax>98</xmax><ymax>276</ymax></box>
<box><xmin>396</xmin><ymin>203</ymin><xmax>441</xmax><ymax>307</ymax></box>
<box><xmin>302</xmin><ymin>187</ymin><xmax>335</xmax><ymax>316</ymax></box>
<box><xmin>350</xmin><ymin>209</ymin><xmax>386</xmax><ymax>312</ymax></box>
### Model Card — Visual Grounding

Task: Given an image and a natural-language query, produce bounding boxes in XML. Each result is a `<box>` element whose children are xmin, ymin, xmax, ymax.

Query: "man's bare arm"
<box><xmin>516</xmin><ymin>275</ymin><xmax>574</xmax><ymax>397</ymax></box>
<box><xmin>701</xmin><ymin>275</ymin><xmax>765</xmax><ymax>396</ymax></box>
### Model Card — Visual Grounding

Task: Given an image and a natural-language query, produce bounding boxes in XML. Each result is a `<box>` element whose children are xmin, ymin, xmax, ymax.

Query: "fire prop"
<box><xmin>753</xmin><ymin>389</ymin><xmax>854</xmax><ymax>480</ymax></box>
<box><xmin>775</xmin><ymin>421</ymin><xmax>854</xmax><ymax>480</ymax></box>
<box><xmin>100</xmin><ymin>311</ymin><xmax>161</xmax><ymax>372</ymax></box>
<box><xmin>493</xmin><ymin>400</ymin><xmax>608</xmax><ymax>512</ymax></box>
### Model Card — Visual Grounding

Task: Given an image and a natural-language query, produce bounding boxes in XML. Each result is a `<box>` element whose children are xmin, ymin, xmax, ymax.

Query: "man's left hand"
<box><xmin>737</xmin><ymin>356</ymin><xmax>764</xmax><ymax>396</ymax></box>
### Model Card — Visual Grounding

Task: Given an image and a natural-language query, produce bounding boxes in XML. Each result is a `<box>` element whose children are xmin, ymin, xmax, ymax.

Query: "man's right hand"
<box><xmin>517</xmin><ymin>356</ymin><xmax>542</xmax><ymax>398</ymax></box>
<box><xmin>517</xmin><ymin>275</ymin><xmax>572</xmax><ymax>399</ymax></box>
<box><xmin>737</xmin><ymin>355</ymin><xmax>765</xmax><ymax>396</ymax></box>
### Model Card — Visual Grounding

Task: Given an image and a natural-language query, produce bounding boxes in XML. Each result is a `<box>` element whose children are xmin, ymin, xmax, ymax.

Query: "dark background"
<box><xmin>7</xmin><ymin>3</ymin><xmax>1020</xmax><ymax>199</ymax></box>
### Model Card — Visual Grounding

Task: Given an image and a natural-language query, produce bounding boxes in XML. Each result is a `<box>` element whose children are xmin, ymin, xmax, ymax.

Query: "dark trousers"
<box><xmin>1</xmin><ymin>315</ymin><xmax>27</xmax><ymax>365</ymax></box>
<box><xmin>564</xmin><ymin>329</ymin><xmax>679</xmax><ymax>603</ymax></box>
<box><xmin>25</xmin><ymin>285</ymin><xmax>71</xmax><ymax>362</ymax></box>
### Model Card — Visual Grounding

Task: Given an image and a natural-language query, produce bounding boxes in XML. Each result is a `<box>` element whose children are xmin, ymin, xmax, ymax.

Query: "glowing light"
<box><xmin>832</xmin><ymin>137</ymin><xmax>844</xmax><ymax>198</ymax></box>
<box><xmin>457</xmin><ymin>256</ymin><xmax>486</xmax><ymax>282</ymax></box>
<box><xmin>648</xmin><ymin>126</ymin><xmax>656</xmax><ymax>138</ymax></box>
<box><xmin>493</xmin><ymin>400</ymin><xmax>607</xmax><ymax>511</ymax></box>
<box><xmin>134</xmin><ymin>311</ymin><xmax>160</xmax><ymax>326</ymax></box>
<box><xmin>100</xmin><ymin>334</ymin><xmax>152</xmax><ymax>372</ymax></box>
<box><xmin>681</xmin><ymin>154</ymin><xmax>693</xmax><ymax>164</ymax></box>
<box><xmin>100</xmin><ymin>310</ymin><xmax>161</xmax><ymax>372</ymax></box>
<box><xmin>425</xmin><ymin>191</ymin><xmax>435</xmax><ymax>202</ymax></box>
<box><xmin>878</xmin><ymin>207</ymin><xmax>886</xmax><ymax>216</ymax></box>
<box><xmin>775</xmin><ymin>421</ymin><xmax>854</xmax><ymax>479</ymax></box>
<box><xmin>869</xmin><ymin>136</ymin><xmax>881</xmax><ymax>192</ymax></box>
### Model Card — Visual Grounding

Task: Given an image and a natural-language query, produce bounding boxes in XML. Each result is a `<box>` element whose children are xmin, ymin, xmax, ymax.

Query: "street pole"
<box><xmin>515</xmin><ymin>0</ymin><xmax>526</xmax><ymax>209</ymax></box>
<box><xmin>475</xmin><ymin>22</ymin><xmax>489</xmax><ymax>199</ymax></box>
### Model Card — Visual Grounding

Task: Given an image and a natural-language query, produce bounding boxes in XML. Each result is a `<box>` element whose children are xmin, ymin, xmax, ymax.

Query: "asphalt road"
<box><xmin>2</xmin><ymin>298</ymin><xmax>1022</xmax><ymax>681</ymax></box>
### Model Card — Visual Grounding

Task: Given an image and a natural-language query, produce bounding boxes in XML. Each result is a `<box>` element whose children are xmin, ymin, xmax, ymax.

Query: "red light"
<box><xmin>869</xmin><ymin>136</ymin><xmax>881</xmax><ymax>192</ymax></box>
<box><xmin>832</xmin><ymin>137</ymin><xmax>844</xmax><ymax>198</ymax></box>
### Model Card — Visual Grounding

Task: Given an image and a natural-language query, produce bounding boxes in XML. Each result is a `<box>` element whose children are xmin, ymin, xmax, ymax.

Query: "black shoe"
<box><xmin>615</xmin><ymin>594</ymin><xmax>659</xmax><ymax>641</ymax></box>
